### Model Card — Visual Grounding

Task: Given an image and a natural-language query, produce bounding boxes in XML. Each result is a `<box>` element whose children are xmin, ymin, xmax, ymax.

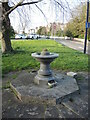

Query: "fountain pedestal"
<box><xmin>31</xmin><ymin>49</ymin><xmax>59</xmax><ymax>85</ymax></box>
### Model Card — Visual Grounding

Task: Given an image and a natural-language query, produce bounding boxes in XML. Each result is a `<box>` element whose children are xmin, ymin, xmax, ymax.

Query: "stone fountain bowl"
<box><xmin>31</xmin><ymin>52</ymin><xmax>59</xmax><ymax>63</ymax></box>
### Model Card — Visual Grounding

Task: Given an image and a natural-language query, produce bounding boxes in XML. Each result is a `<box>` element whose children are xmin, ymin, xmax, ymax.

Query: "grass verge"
<box><xmin>2</xmin><ymin>40</ymin><xmax>88</xmax><ymax>74</ymax></box>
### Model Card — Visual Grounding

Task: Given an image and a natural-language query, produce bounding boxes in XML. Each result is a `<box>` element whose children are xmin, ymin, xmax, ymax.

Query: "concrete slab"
<box><xmin>10</xmin><ymin>72</ymin><xmax>79</xmax><ymax>105</ymax></box>
<box><xmin>2</xmin><ymin>89</ymin><xmax>45</xmax><ymax>118</ymax></box>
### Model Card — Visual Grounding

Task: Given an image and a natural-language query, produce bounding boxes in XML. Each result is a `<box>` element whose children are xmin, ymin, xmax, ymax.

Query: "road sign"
<box><xmin>86</xmin><ymin>22</ymin><xmax>90</xmax><ymax>28</ymax></box>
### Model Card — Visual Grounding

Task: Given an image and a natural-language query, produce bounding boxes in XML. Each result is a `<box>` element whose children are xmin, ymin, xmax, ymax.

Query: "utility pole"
<box><xmin>84</xmin><ymin>0</ymin><xmax>89</xmax><ymax>54</ymax></box>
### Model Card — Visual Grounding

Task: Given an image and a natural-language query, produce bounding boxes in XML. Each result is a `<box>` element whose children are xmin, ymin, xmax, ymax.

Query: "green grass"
<box><xmin>2</xmin><ymin>40</ymin><xmax>88</xmax><ymax>74</ymax></box>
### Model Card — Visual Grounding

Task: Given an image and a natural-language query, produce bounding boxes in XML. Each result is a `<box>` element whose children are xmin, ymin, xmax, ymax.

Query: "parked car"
<box><xmin>40</xmin><ymin>35</ymin><xmax>46</xmax><ymax>39</ymax></box>
<box><xmin>65</xmin><ymin>36</ymin><xmax>74</xmax><ymax>40</ymax></box>
<box><xmin>15</xmin><ymin>34</ymin><xmax>27</xmax><ymax>39</ymax></box>
<box><xmin>27</xmin><ymin>34</ymin><xmax>39</xmax><ymax>39</ymax></box>
<box><xmin>46</xmin><ymin>36</ymin><xmax>50</xmax><ymax>39</ymax></box>
<box><xmin>64</xmin><ymin>36</ymin><xmax>70</xmax><ymax>40</ymax></box>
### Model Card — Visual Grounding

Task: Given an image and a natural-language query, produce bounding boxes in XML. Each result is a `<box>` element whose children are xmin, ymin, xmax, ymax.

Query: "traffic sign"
<box><xmin>86</xmin><ymin>22</ymin><xmax>90</xmax><ymax>28</ymax></box>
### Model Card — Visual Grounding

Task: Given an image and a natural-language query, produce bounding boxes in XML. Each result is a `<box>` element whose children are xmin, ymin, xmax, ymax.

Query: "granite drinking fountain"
<box><xmin>10</xmin><ymin>49</ymin><xmax>79</xmax><ymax>104</ymax></box>
<box><xmin>31</xmin><ymin>49</ymin><xmax>59</xmax><ymax>86</ymax></box>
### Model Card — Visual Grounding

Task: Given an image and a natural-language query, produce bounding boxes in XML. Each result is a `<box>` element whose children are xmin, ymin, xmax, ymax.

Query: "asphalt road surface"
<box><xmin>55</xmin><ymin>39</ymin><xmax>89</xmax><ymax>55</ymax></box>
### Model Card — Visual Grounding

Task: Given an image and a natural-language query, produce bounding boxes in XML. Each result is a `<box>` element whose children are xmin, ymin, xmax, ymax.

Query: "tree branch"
<box><xmin>4</xmin><ymin>0</ymin><xmax>43</xmax><ymax>16</ymax></box>
<box><xmin>3</xmin><ymin>0</ymin><xmax>24</xmax><ymax>17</ymax></box>
<box><xmin>19</xmin><ymin>0</ymin><xmax>42</xmax><ymax>6</ymax></box>
<box><xmin>53</xmin><ymin>0</ymin><xmax>68</xmax><ymax>13</ymax></box>
<box><xmin>64</xmin><ymin>0</ymin><xmax>73</xmax><ymax>17</ymax></box>
<box><xmin>35</xmin><ymin>4</ymin><xmax>48</xmax><ymax>24</ymax></box>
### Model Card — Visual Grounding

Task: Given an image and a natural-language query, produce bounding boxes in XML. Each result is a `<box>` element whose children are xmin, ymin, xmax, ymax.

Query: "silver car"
<box><xmin>27</xmin><ymin>34</ymin><xmax>39</xmax><ymax>39</ymax></box>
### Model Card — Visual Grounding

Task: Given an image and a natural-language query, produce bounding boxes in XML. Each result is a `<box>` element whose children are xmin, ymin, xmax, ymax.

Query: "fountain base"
<box><xmin>10</xmin><ymin>71</ymin><xmax>79</xmax><ymax>105</ymax></box>
<box><xmin>34</xmin><ymin>74</ymin><xmax>55</xmax><ymax>85</ymax></box>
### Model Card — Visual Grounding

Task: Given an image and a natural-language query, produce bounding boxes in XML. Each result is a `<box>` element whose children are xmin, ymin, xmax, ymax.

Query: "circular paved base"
<box><xmin>10</xmin><ymin>71</ymin><xmax>79</xmax><ymax>105</ymax></box>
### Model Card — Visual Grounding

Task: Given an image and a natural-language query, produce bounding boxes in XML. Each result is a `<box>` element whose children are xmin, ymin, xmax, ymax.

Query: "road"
<box><xmin>55</xmin><ymin>39</ymin><xmax>89</xmax><ymax>55</ymax></box>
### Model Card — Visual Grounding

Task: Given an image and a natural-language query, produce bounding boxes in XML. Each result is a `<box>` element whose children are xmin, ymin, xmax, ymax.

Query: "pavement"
<box><xmin>2</xmin><ymin>70</ymin><xmax>88</xmax><ymax>119</ymax></box>
<box><xmin>55</xmin><ymin>39</ymin><xmax>89</xmax><ymax>55</ymax></box>
<box><xmin>9</xmin><ymin>71</ymin><xmax>79</xmax><ymax>105</ymax></box>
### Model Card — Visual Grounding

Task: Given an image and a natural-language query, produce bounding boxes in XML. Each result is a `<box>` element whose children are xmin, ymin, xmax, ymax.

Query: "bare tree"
<box><xmin>0</xmin><ymin>0</ymin><xmax>83</xmax><ymax>53</ymax></box>
<box><xmin>0</xmin><ymin>0</ymin><xmax>43</xmax><ymax>53</ymax></box>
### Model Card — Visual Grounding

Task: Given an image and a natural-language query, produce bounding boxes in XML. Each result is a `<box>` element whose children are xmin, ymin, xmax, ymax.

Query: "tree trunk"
<box><xmin>1</xmin><ymin>2</ymin><xmax>13</xmax><ymax>53</ymax></box>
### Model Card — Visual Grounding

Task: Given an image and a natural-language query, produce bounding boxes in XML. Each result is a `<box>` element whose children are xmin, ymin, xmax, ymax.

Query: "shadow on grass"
<box><xmin>2</xmin><ymin>50</ymin><xmax>27</xmax><ymax>56</ymax></box>
<box><xmin>12</xmin><ymin>50</ymin><xmax>27</xmax><ymax>54</ymax></box>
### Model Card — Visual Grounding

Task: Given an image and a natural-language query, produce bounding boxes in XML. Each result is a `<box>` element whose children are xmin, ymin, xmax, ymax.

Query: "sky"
<box><xmin>9</xmin><ymin>0</ymin><xmax>87</xmax><ymax>33</ymax></box>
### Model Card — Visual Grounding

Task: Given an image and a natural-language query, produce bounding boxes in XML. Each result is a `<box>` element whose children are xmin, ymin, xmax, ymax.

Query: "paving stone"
<box><xmin>61</xmin><ymin>78</ymin><xmax>88</xmax><ymax>118</ymax></box>
<box><xmin>2</xmin><ymin>89</ymin><xmax>45</xmax><ymax>118</ymax></box>
<box><xmin>45</xmin><ymin>105</ymin><xmax>59</xmax><ymax>118</ymax></box>
<box><xmin>57</xmin><ymin>104</ymin><xmax>80</xmax><ymax>118</ymax></box>
<box><xmin>3</xmin><ymin>103</ymin><xmax>45</xmax><ymax>118</ymax></box>
<box><xmin>62</xmin><ymin>99</ymin><xmax>88</xmax><ymax>118</ymax></box>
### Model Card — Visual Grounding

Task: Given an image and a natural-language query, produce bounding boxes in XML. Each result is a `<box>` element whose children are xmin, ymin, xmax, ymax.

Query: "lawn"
<box><xmin>2</xmin><ymin>40</ymin><xmax>88</xmax><ymax>74</ymax></box>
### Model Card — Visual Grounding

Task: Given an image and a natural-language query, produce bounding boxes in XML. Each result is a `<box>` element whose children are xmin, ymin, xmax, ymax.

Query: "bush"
<box><xmin>65</xmin><ymin>30</ymin><xmax>73</xmax><ymax>37</ymax></box>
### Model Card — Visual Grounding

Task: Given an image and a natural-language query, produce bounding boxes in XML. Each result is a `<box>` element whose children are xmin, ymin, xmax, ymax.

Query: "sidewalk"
<box><xmin>73</xmin><ymin>38</ymin><xmax>89</xmax><ymax>44</ymax></box>
<box><xmin>56</xmin><ymin>39</ymin><xmax>89</xmax><ymax>55</ymax></box>
<box><xmin>2</xmin><ymin>70</ymin><xmax>88</xmax><ymax>119</ymax></box>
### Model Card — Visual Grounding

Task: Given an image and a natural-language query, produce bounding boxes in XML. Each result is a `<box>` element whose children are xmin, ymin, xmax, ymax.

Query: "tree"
<box><xmin>65</xmin><ymin>29</ymin><xmax>73</xmax><ymax>37</ymax></box>
<box><xmin>37</xmin><ymin>26</ymin><xmax>43</xmax><ymax>35</ymax></box>
<box><xmin>37</xmin><ymin>26</ymin><xmax>47</xmax><ymax>35</ymax></box>
<box><xmin>64</xmin><ymin>4</ymin><xmax>86</xmax><ymax>38</ymax></box>
<box><xmin>0</xmin><ymin>0</ymin><xmax>82</xmax><ymax>53</ymax></box>
<box><xmin>0</xmin><ymin>0</ymin><xmax>42</xmax><ymax>53</ymax></box>
<box><xmin>1</xmin><ymin>1</ymin><xmax>13</xmax><ymax>53</ymax></box>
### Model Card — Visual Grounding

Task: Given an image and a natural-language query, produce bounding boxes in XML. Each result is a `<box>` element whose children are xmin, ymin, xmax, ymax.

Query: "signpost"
<box><xmin>84</xmin><ymin>0</ymin><xmax>90</xmax><ymax>54</ymax></box>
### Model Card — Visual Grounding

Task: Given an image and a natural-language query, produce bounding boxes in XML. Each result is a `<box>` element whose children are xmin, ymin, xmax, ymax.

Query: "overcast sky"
<box><xmin>9</xmin><ymin>0</ymin><xmax>86</xmax><ymax>33</ymax></box>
